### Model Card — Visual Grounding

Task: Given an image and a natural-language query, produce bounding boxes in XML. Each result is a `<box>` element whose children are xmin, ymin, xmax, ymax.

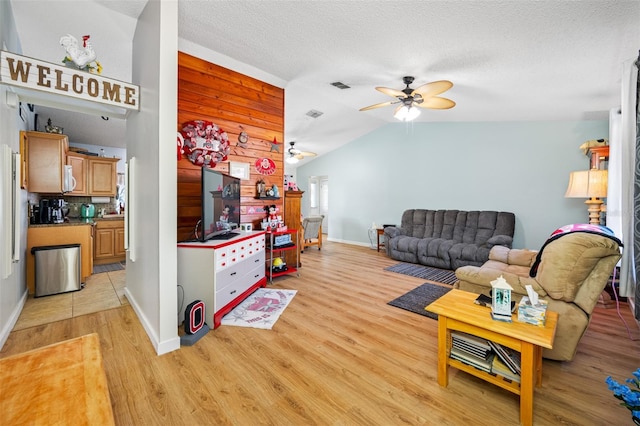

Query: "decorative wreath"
<box><xmin>180</xmin><ymin>120</ymin><xmax>230</xmax><ymax>168</ymax></box>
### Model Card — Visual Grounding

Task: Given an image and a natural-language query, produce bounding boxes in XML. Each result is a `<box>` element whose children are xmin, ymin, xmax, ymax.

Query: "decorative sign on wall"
<box><xmin>255</xmin><ymin>157</ymin><xmax>276</xmax><ymax>175</ymax></box>
<box><xmin>0</xmin><ymin>50</ymin><xmax>139</xmax><ymax>111</ymax></box>
<box><xmin>180</xmin><ymin>120</ymin><xmax>231</xmax><ymax>168</ymax></box>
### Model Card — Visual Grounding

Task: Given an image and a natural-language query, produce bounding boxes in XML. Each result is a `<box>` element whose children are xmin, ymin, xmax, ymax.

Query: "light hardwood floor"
<box><xmin>2</xmin><ymin>241</ymin><xmax>639</xmax><ymax>425</ymax></box>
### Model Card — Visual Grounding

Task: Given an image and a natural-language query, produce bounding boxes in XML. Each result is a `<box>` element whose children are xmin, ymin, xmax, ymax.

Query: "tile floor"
<box><xmin>13</xmin><ymin>270</ymin><xmax>128</xmax><ymax>331</ymax></box>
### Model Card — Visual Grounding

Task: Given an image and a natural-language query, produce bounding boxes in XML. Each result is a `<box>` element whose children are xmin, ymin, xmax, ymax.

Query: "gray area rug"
<box><xmin>93</xmin><ymin>262</ymin><xmax>125</xmax><ymax>274</ymax></box>
<box><xmin>384</xmin><ymin>262</ymin><xmax>458</xmax><ymax>285</ymax></box>
<box><xmin>387</xmin><ymin>283</ymin><xmax>452</xmax><ymax>320</ymax></box>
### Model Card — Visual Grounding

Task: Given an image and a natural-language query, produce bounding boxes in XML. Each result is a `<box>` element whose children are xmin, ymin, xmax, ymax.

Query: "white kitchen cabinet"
<box><xmin>177</xmin><ymin>232</ymin><xmax>266</xmax><ymax>329</ymax></box>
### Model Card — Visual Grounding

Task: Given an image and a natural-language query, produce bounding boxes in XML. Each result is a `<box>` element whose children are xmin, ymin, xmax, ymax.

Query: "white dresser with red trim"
<box><xmin>177</xmin><ymin>231</ymin><xmax>266</xmax><ymax>329</ymax></box>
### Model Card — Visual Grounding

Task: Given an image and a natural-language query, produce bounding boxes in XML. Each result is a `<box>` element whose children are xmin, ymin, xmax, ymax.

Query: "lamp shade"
<box><xmin>565</xmin><ymin>169</ymin><xmax>608</xmax><ymax>198</ymax></box>
<box><xmin>394</xmin><ymin>105</ymin><xmax>421</xmax><ymax>122</ymax></box>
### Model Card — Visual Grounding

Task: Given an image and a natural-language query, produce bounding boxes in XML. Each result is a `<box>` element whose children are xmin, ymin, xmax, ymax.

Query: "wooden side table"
<box><xmin>426</xmin><ymin>289</ymin><xmax>558</xmax><ymax>426</ymax></box>
<box><xmin>376</xmin><ymin>228</ymin><xmax>385</xmax><ymax>252</ymax></box>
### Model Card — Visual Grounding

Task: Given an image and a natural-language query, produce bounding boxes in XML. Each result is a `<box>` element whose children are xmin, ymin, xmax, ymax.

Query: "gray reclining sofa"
<box><xmin>384</xmin><ymin>209</ymin><xmax>516</xmax><ymax>270</ymax></box>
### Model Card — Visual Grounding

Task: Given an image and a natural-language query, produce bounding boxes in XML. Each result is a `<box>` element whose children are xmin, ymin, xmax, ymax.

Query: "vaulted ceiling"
<box><xmin>10</xmin><ymin>0</ymin><xmax>639</xmax><ymax>163</ymax></box>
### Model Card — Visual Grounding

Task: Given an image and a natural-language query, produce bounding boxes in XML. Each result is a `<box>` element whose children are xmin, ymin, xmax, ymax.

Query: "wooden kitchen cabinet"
<box><xmin>115</xmin><ymin>227</ymin><xmax>126</xmax><ymax>257</ymax></box>
<box><xmin>66</xmin><ymin>153</ymin><xmax>87</xmax><ymax>195</ymax></box>
<box><xmin>67</xmin><ymin>153</ymin><xmax>119</xmax><ymax>197</ymax></box>
<box><xmin>94</xmin><ymin>219</ymin><xmax>125</xmax><ymax>265</ymax></box>
<box><xmin>22</xmin><ymin>131</ymin><xmax>69</xmax><ymax>193</ymax></box>
<box><xmin>88</xmin><ymin>157</ymin><xmax>118</xmax><ymax>197</ymax></box>
<box><xmin>26</xmin><ymin>224</ymin><xmax>93</xmax><ymax>295</ymax></box>
<box><xmin>283</xmin><ymin>190</ymin><xmax>304</xmax><ymax>267</ymax></box>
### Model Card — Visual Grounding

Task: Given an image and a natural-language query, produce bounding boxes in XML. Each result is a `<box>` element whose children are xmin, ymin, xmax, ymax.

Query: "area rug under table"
<box><xmin>384</xmin><ymin>262</ymin><xmax>458</xmax><ymax>285</ymax></box>
<box><xmin>387</xmin><ymin>283</ymin><xmax>452</xmax><ymax>320</ymax></box>
<box><xmin>220</xmin><ymin>288</ymin><xmax>297</xmax><ymax>329</ymax></box>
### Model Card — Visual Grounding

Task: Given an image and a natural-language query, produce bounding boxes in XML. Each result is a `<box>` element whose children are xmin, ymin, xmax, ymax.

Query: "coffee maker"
<box><xmin>50</xmin><ymin>199</ymin><xmax>65</xmax><ymax>223</ymax></box>
<box><xmin>37</xmin><ymin>199</ymin><xmax>65</xmax><ymax>224</ymax></box>
<box><xmin>38</xmin><ymin>199</ymin><xmax>51</xmax><ymax>224</ymax></box>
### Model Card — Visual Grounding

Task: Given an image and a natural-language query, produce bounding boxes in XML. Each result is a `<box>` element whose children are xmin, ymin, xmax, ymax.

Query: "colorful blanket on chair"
<box><xmin>529</xmin><ymin>224</ymin><xmax>623</xmax><ymax>277</ymax></box>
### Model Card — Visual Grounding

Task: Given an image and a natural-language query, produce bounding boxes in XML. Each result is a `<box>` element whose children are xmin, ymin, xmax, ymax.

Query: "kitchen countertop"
<box><xmin>29</xmin><ymin>216</ymin><xmax>124</xmax><ymax>228</ymax></box>
<box><xmin>30</xmin><ymin>219</ymin><xmax>95</xmax><ymax>228</ymax></box>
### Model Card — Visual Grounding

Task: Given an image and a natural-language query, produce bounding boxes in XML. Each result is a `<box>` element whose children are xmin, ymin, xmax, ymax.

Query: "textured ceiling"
<box><xmin>9</xmin><ymin>0</ymin><xmax>640</xmax><ymax>164</ymax></box>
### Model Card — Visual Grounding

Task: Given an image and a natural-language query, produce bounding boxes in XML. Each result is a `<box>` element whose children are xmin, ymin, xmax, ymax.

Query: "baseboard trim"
<box><xmin>0</xmin><ymin>289</ymin><xmax>27</xmax><ymax>350</ymax></box>
<box><xmin>124</xmin><ymin>287</ymin><xmax>180</xmax><ymax>356</ymax></box>
<box><xmin>326</xmin><ymin>237</ymin><xmax>370</xmax><ymax>248</ymax></box>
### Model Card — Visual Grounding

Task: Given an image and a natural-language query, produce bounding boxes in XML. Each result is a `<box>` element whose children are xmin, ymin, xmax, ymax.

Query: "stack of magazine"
<box><xmin>450</xmin><ymin>332</ymin><xmax>494</xmax><ymax>373</ymax></box>
<box><xmin>488</xmin><ymin>341</ymin><xmax>521</xmax><ymax>383</ymax></box>
<box><xmin>449</xmin><ymin>332</ymin><xmax>522</xmax><ymax>383</ymax></box>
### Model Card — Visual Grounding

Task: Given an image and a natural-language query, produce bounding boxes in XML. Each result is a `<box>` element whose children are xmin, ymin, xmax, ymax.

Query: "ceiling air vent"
<box><xmin>330</xmin><ymin>81</ymin><xmax>350</xmax><ymax>90</ymax></box>
<box><xmin>306</xmin><ymin>110</ymin><xmax>324</xmax><ymax>119</ymax></box>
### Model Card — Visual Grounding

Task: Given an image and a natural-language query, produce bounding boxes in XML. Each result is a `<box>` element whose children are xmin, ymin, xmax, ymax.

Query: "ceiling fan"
<box><xmin>286</xmin><ymin>141</ymin><xmax>317</xmax><ymax>164</ymax></box>
<box><xmin>359</xmin><ymin>76</ymin><xmax>455</xmax><ymax>121</ymax></box>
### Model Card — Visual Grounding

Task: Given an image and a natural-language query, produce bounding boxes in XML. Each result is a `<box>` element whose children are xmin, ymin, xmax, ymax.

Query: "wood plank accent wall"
<box><xmin>177</xmin><ymin>52</ymin><xmax>285</xmax><ymax>241</ymax></box>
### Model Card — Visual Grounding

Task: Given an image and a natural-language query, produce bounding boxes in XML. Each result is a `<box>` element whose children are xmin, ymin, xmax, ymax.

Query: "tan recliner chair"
<box><xmin>454</xmin><ymin>232</ymin><xmax>622</xmax><ymax>361</ymax></box>
<box><xmin>300</xmin><ymin>215</ymin><xmax>324</xmax><ymax>253</ymax></box>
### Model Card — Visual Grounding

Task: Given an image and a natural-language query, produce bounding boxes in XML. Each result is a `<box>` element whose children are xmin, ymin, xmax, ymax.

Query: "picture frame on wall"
<box><xmin>229</xmin><ymin>161</ymin><xmax>250</xmax><ymax>180</ymax></box>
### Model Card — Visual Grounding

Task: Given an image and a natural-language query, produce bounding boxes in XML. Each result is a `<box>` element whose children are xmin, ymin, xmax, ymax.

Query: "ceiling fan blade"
<box><xmin>416</xmin><ymin>96</ymin><xmax>456</xmax><ymax>109</ymax></box>
<box><xmin>412</xmin><ymin>80</ymin><xmax>453</xmax><ymax>98</ymax></box>
<box><xmin>375</xmin><ymin>86</ymin><xmax>406</xmax><ymax>98</ymax></box>
<box><xmin>298</xmin><ymin>151</ymin><xmax>317</xmax><ymax>157</ymax></box>
<box><xmin>359</xmin><ymin>100</ymin><xmax>396</xmax><ymax>111</ymax></box>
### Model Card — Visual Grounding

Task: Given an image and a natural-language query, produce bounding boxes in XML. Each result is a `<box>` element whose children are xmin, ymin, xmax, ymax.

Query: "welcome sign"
<box><xmin>0</xmin><ymin>50</ymin><xmax>139</xmax><ymax>111</ymax></box>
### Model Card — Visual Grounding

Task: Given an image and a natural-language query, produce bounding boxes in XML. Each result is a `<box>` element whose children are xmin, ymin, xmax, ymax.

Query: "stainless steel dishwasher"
<box><xmin>31</xmin><ymin>244</ymin><xmax>82</xmax><ymax>297</ymax></box>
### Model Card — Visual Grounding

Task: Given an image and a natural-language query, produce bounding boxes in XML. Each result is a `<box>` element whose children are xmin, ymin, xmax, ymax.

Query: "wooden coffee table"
<box><xmin>426</xmin><ymin>289</ymin><xmax>557</xmax><ymax>426</ymax></box>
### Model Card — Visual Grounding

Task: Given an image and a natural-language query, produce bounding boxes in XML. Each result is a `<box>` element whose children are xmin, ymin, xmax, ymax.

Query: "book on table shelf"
<box><xmin>491</xmin><ymin>356</ymin><xmax>521</xmax><ymax>383</ymax></box>
<box><xmin>451</xmin><ymin>331</ymin><xmax>491</xmax><ymax>351</ymax></box>
<box><xmin>487</xmin><ymin>340</ymin><xmax>521</xmax><ymax>375</ymax></box>
<box><xmin>449</xmin><ymin>331</ymin><xmax>522</xmax><ymax>380</ymax></box>
<box><xmin>450</xmin><ymin>332</ymin><xmax>495</xmax><ymax>372</ymax></box>
<box><xmin>451</xmin><ymin>332</ymin><xmax>492</xmax><ymax>358</ymax></box>
<box><xmin>449</xmin><ymin>347</ymin><xmax>495</xmax><ymax>373</ymax></box>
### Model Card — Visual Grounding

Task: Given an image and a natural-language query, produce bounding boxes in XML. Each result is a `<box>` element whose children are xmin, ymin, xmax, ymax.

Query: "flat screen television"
<box><xmin>200</xmin><ymin>168</ymin><xmax>241</xmax><ymax>241</ymax></box>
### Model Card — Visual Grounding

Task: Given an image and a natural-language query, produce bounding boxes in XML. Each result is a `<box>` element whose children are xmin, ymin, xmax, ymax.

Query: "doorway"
<box><xmin>308</xmin><ymin>175</ymin><xmax>328</xmax><ymax>234</ymax></box>
<box><xmin>18</xmin><ymin>105</ymin><xmax>129</xmax><ymax>329</ymax></box>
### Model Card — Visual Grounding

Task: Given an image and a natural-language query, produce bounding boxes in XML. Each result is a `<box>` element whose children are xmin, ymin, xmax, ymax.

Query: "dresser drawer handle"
<box><xmin>230</xmin><ymin>272</ymin><xmax>237</xmax><ymax>276</ymax></box>
<box><xmin>230</xmin><ymin>290</ymin><xmax>237</xmax><ymax>295</ymax></box>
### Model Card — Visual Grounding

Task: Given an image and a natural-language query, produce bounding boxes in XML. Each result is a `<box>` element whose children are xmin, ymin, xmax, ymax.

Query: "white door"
<box><xmin>308</xmin><ymin>176</ymin><xmax>328</xmax><ymax>234</ymax></box>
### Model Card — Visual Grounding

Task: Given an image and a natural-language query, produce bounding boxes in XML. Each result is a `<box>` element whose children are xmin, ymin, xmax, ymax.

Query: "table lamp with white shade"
<box><xmin>565</xmin><ymin>169</ymin><xmax>608</xmax><ymax>225</ymax></box>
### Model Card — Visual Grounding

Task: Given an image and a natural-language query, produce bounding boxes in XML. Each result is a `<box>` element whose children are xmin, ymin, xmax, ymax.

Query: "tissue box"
<box><xmin>517</xmin><ymin>296</ymin><xmax>548</xmax><ymax>326</ymax></box>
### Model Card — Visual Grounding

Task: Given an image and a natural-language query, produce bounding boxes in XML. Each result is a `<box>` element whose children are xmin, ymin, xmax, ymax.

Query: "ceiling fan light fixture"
<box><xmin>394</xmin><ymin>105</ymin><xmax>421</xmax><ymax>122</ymax></box>
<box><xmin>286</xmin><ymin>155</ymin><xmax>299</xmax><ymax>164</ymax></box>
